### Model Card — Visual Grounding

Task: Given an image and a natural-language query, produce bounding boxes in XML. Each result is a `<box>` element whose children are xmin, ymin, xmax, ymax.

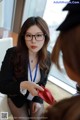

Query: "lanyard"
<box><xmin>28</xmin><ymin>62</ymin><xmax>38</xmax><ymax>82</ymax></box>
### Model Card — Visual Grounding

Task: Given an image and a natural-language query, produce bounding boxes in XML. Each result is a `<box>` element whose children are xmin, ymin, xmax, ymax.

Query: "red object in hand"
<box><xmin>38</xmin><ymin>86</ymin><xmax>55</xmax><ymax>105</ymax></box>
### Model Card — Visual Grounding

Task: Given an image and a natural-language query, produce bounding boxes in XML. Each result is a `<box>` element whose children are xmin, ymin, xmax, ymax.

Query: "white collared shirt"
<box><xmin>20</xmin><ymin>64</ymin><xmax>41</xmax><ymax>100</ymax></box>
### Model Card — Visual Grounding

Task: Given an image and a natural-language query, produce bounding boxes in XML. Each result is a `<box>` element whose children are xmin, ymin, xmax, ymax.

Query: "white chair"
<box><xmin>0</xmin><ymin>37</ymin><xmax>13</xmax><ymax>68</ymax></box>
<box><xmin>0</xmin><ymin>37</ymin><xmax>14</xmax><ymax>120</ymax></box>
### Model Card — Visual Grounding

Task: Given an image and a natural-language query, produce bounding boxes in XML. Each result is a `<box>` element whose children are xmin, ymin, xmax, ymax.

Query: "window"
<box><xmin>0</xmin><ymin>0</ymin><xmax>15</xmax><ymax>30</ymax></box>
<box><xmin>43</xmin><ymin>0</ymin><xmax>76</xmax><ymax>94</ymax></box>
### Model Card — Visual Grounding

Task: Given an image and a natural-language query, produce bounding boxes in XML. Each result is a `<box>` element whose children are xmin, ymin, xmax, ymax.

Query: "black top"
<box><xmin>0</xmin><ymin>47</ymin><xmax>51</xmax><ymax>107</ymax></box>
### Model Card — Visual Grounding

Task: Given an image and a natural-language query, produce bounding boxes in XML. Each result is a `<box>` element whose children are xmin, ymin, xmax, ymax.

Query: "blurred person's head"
<box><xmin>43</xmin><ymin>96</ymin><xmax>80</xmax><ymax>120</ymax></box>
<box><xmin>51</xmin><ymin>0</ymin><xmax>80</xmax><ymax>84</ymax></box>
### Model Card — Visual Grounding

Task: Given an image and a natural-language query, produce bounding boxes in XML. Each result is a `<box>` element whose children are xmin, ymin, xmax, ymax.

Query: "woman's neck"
<box><xmin>29</xmin><ymin>51</ymin><xmax>38</xmax><ymax>63</ymax></box>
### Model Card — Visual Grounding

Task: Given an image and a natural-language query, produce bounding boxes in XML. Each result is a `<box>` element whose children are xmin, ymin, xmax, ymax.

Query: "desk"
<box><xmin>0</xmin><ymin>27</ymin><xmax>18</xmax><ymax>46</ymax></box>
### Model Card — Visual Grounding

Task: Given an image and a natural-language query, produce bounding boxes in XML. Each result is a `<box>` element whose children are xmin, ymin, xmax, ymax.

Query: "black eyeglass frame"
<box><xmin>25</xmin><ymin>32</ymin><xmax>46</xmax><ymax>41</ymax></box>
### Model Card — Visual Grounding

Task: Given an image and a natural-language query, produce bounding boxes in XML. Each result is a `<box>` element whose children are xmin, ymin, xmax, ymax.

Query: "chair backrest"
<box><xmin>0</xmin><ymin>37</ymin><xmax>13</xmax><ymax>68</ymax></box>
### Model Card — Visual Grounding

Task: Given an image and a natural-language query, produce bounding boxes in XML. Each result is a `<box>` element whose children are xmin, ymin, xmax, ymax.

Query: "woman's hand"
<box><xmin>32</xmin><ymin>102</ymin><xmax>42</xmax><ymax>113</ymax></box>
<box><xmin>20</xmin><ymin>81</ymin><xmax>44</xmax><ymax>96</ymax></box>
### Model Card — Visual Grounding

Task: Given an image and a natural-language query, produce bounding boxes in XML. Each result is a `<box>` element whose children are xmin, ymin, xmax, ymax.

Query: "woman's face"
<box><xmin>25</xmin><ymin>25</ymin><xmax>45</xmax><ymax>54</ymax></box>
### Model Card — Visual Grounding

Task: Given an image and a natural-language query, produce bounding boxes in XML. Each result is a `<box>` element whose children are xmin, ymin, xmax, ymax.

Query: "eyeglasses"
<box><xmin>25</xmin><ymin>32</ymin><xmax>45</xmax><ymax>41</ymax></box>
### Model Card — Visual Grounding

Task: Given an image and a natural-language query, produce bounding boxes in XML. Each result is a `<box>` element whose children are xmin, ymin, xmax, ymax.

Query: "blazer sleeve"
<box><xmin>0</xmin><ymin>48</ymin><xmax>21</xmax><ymax>95</ymax></box>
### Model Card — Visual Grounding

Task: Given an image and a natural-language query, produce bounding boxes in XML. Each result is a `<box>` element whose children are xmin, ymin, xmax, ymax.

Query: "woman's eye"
<box><xmin>37</xmin><ymin>34</ymin><xmax>42</xmax><ymax>37</ymax></box>
<box><xmin>26</xmin><ymin>34</ymin><xmax>31</xmax><ymax>37</ymax></box>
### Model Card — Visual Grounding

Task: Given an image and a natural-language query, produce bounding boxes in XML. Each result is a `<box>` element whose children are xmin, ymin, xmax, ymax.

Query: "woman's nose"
<box><xmin>32</xmin><ymin>36</ymin><xmax>36</xmax><ymax>43</ymax></box>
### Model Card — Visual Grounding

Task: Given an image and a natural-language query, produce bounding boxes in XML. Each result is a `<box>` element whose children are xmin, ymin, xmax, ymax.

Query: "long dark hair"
<box><xmin>13</xmin><ymin>16</ymin><xmax>50</xmax><ymax>77</ymax></box>
<box><xmin>51</xmin><ymin>26</ymin><xmax>80</xmax><ymax>78</ymax></box>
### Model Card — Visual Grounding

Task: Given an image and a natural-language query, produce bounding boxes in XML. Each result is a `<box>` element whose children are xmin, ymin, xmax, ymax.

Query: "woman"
<box><xmin>0</xmin><ymin>17</ymin><xmax>51</xmax><ymax>120</ymax></box>
<box><xmin>43</xmin><ymin>0</ymin><xmax>80</xmax><ymax>120</ymax></box>
<box><xmin>51</xmin><ymin>2</ymin><xmax>80</xmax><ymax>94</ymax></box>
<box><xmin>52</xmin><ymin>24</ymin><xmax>80</xmax><ymax>86</ymax></box>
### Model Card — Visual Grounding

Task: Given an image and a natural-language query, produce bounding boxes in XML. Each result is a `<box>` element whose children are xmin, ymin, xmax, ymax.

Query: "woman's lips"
<box><xmin>31</xmin><ymin>45</ymin><xmax>37</xmax><ymax>49</ymax></box>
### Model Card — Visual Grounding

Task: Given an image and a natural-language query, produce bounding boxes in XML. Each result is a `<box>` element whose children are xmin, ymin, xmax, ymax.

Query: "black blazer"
<box><xmin>0</xmin><ymin>47</ymin><xmax>51</xmax><ymax>108</ymax></box>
